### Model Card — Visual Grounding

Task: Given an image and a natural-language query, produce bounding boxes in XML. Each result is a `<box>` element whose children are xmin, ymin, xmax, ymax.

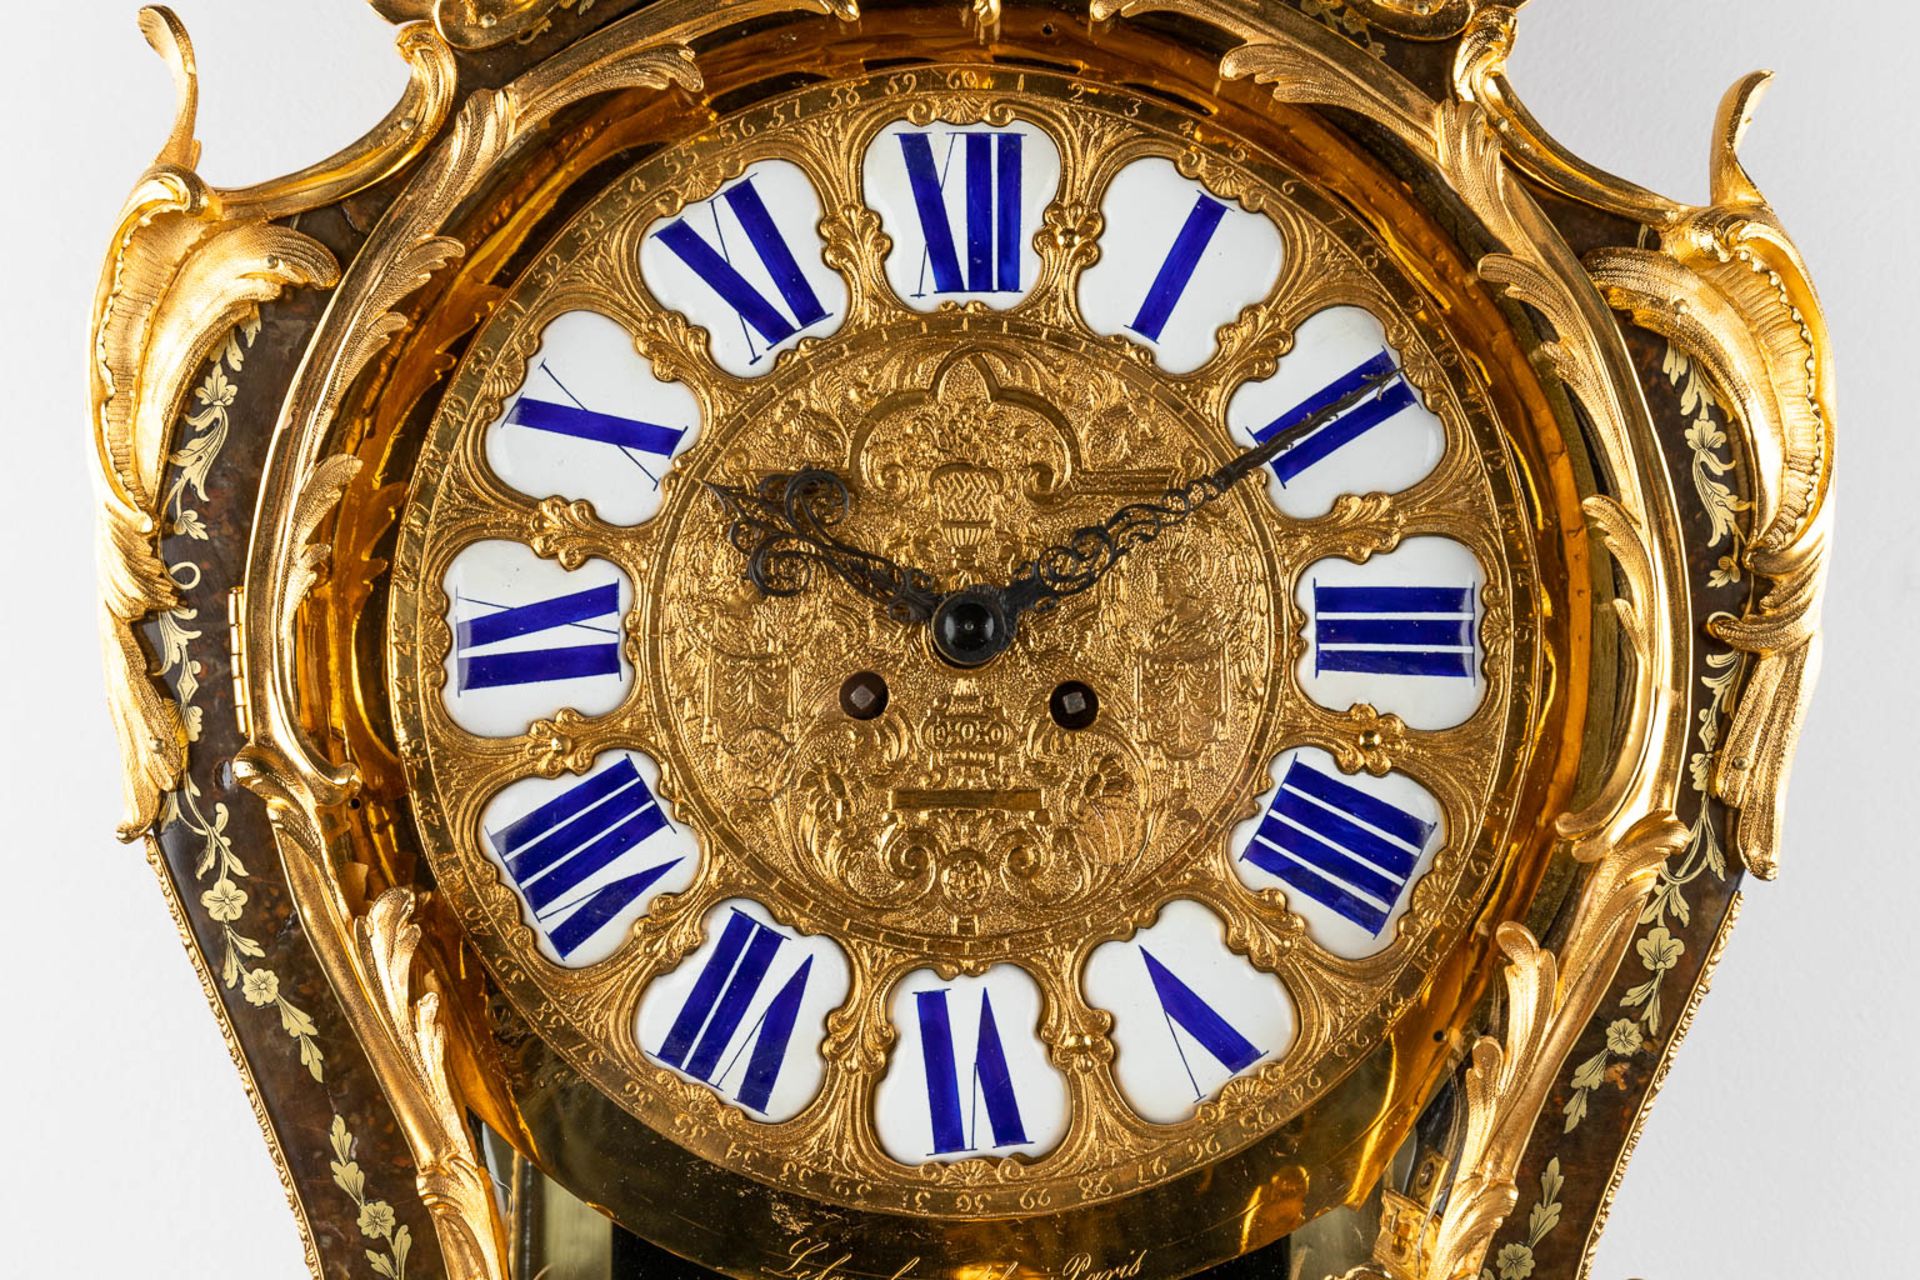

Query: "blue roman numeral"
<box><xmin>916</xmin><ymin>989</ymin><xmax>1029</xmax><ymax>1155</ymax></box>
<box><xmin>653</xmin><ymin>177</ymin><xmax>828</xmax><ymax>362</ymax></box>
<box><xmin>1127</xmin><ymin>192</ymin><xmax>1229</xmax><ymax>342</ymax></box>
<box><xmin>505</xmin><ymin>362</ymin><xmax>689</xmax><ymax>491</ymax></box>
<box><xmin>1241</xmin><ymin>758</ymin><xmax>1435</xmax><ymax>934</ymax></box>
<box><xmin>487</xmin><ymin>756</ymin><xmax>682</xmax><ymax>959</ymax></box>
<box><xmin>454</xmin><ymin>581</ymin><xmax>622</xmax><ymax>691</ymax></box>
<box><xmin>655</xmin><ymin>909</ymin><xmax>813</xmax><ymax>1114</ymax></box>
<box><xmin>508</xmin><ymin>395</ymin><xmax>687</xmax><ymax>459</ymax></box>
<box><xmin>897</xmin><ymin>131</ymin><xmax>1024</xmax><ymax>295</ymax></box>
<box><xmin>1313</xmin><ymin>583</ymin><xmax>1475</xmax><ymax>678</ymax></box>
<box><xmin>1250</xmin><ymin>350</ymin><xmax>1419</xmax><ymax>485</ymax></box>
<box><xmin>1140</xmin><ymin>947</ymin><xmax>1264</xmax><ymax>1099</ymax></box>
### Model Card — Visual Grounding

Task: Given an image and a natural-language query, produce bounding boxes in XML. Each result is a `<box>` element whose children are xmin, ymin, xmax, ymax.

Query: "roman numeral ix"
<box><xmin>454</xmin><ymin>580</ymin><xmax>623</xmax><ymax>691</ymax></box>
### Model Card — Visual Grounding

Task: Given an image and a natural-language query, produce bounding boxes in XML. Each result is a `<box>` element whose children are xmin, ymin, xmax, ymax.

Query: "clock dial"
<box><xmin>387</xmin><ymin>60</ymin><xmax>1571</xmax><ymax>1229</ymax></box>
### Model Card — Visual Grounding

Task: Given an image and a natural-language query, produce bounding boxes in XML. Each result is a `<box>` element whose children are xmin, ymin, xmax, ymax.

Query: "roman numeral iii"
<box><xmin>1312</xmin><ymin>583</ymin><xmax>1476</xmax><ymax>679</ymax></box>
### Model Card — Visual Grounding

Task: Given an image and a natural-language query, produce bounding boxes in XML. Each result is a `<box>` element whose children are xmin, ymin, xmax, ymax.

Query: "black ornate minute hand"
<box><xmin>922</xmin><ymin>364</ymin><xmax>1405</xmax><ymax>667</ymax></box>
<box><xmin>704</xmin><ymin>468</ymin><xmax>944</xmax><ymax>624</ymax></box>
<box><xmin>707</xmin><ymin>367</ymin><xmax>1400</xmax><ymax>668</ymax></box>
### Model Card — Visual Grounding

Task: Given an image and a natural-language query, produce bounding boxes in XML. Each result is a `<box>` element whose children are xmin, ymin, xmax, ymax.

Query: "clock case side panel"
<box><xmin>1484</xmin><ymin>160</ymin><xmax>1832</xmax><ymax>1276</ymax></box>
<box><xmin>137</xmin><ymin>293</ymin><xmax>452</xmax><ymax>1280</ymax></box>
<box><xmin>1270</xmin><ymin>11</ymin><xmax>1834</xmax><ymax>1279</ymax></box>
<box><xmin>1481</xmin><ymin>316</ymin><xmax>1760</xmax><ymax>1280</ymax></box>
<box><xmin>101</xmin><ymin>102</ymin><xmax>457</xmax><ymax>1280</ymax></box>
<box><xmin>88</xmin><ymin>3</ymin><xmax>651</xmax><ymax>1277</ymax></box>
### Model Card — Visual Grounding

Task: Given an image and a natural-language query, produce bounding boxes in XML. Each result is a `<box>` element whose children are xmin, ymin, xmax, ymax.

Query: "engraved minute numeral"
<box><xmin>482</xmin><ymin>754</ymin><xmax>695</xmax><ymax>966</ymax></box>
<box><xmin>639</xmin><ymin>160</ymin><xmax>847</xmax><ymax>377</ymax></box>
<box><xmin>1239</xmin><ymin>757</ymin><xmax>1434</xmax><ymax>936</ymax></box>
<box><xmin>638</xmin><ymin>902</ymin><xmax>850</xmax><ymax>1122</ymax></box>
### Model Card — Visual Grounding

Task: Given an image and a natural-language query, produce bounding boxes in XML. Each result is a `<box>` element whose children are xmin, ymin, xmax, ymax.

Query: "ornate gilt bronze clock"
<box><xmin>91</xmin><ymin>2</ymin><xmax>1834</xmax><ymax>1277</ymax></box>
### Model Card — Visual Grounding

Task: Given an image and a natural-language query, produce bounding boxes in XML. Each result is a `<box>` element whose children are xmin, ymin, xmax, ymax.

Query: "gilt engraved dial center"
<box><xmin>656</xmin><ymin>325</ymin><xmax>1280</xmax><ymax>951</ymax></box>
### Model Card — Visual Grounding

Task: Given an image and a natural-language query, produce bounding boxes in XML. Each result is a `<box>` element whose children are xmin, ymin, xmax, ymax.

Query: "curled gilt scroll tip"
<box><xmin>137</xmin><ymin>5</ymin><xmax>199</xmax><ymax>170</ymax></box>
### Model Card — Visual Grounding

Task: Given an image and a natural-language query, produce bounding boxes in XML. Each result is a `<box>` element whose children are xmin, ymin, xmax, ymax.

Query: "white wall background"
<box><xmin>1</xmin><ymin>2</ymin><xmax>1909</xmax><ymax>1275</ymax></box>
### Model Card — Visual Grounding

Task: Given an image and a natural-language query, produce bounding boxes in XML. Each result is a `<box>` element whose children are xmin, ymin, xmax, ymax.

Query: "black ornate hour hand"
<box><xmin>705</xmin><ymin>468</ymin><xmax>944</xmax><ymax>625</ymax></box>
<box><xmin>926</xmin><ymin>365</ymin><xmax>1405</xmax><ymax>667</ymax></box>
